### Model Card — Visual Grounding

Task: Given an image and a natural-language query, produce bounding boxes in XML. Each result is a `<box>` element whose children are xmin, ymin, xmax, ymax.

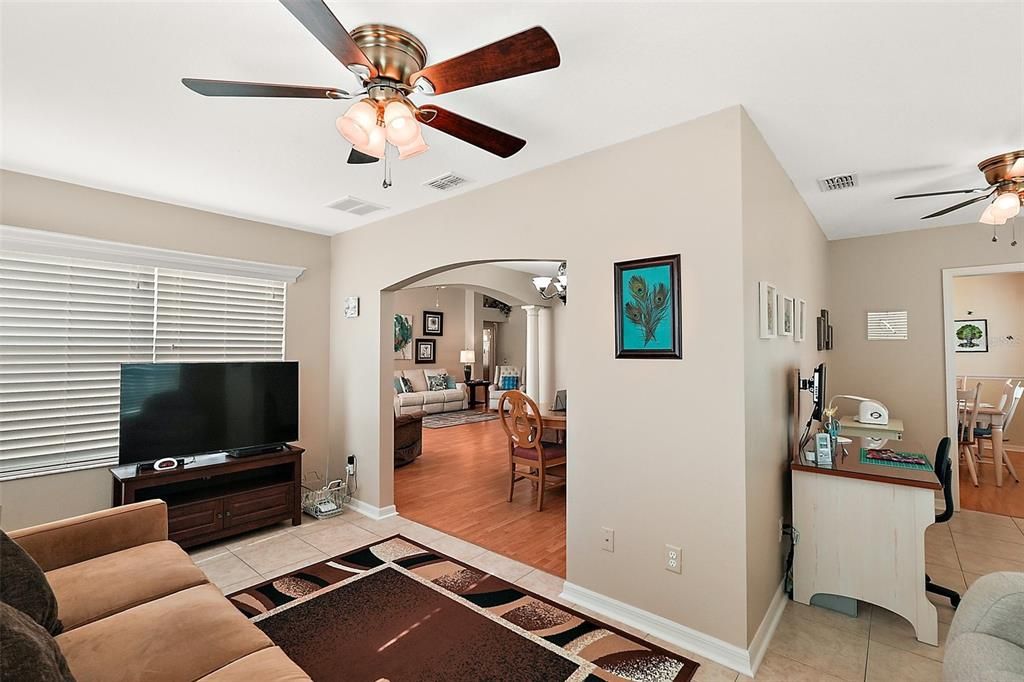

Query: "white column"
<box><xmin>522</xmin><ymin>305</ymin><xmax>541</xmax><ymax>403</ymax></box>
<box><xmin>538</xmin><ymin>306</ymin><xmax>554</xmax><ymax>406</ymax></box>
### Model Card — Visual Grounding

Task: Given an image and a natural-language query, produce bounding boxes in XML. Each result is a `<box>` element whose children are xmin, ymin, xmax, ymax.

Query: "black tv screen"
<box><xmin>118</xmin><ymin>362</ymin><xmax>298</xmax><ymax>465</ymax></box>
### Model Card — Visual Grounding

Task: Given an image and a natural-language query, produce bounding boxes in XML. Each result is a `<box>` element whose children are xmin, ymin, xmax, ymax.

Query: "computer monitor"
<box><xmin>807</xmin><ymin>363</ymin><xmax>826</xmax><ymax>421</ymax></box>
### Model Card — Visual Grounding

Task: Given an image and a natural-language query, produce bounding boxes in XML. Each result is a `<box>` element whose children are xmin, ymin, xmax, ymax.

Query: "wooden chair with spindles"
<box><xmin>498</xmin><ymin>390</ymin><xmax>566</xmax><ymax>512</ymax></box>
<box><xmin>975</xmin><ymin>381</ymin><xmax>1023</xmax><ymax>483</ymax></box>
<box><xmin>957</xmin><ymin>382</ymin><xmax>982</xmax><ymax>486</ymax></box>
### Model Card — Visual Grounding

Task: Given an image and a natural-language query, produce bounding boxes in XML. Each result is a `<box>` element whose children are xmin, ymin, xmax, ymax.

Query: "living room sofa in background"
<box><xmin>393</xmin><ymin>368</ymin><xmax>468</xmax><ymax>416</ymax></box>
<box><xmin>9</xmin><ymin>500</ymin><xmax>310</xmax><ymax>682</ymax></box>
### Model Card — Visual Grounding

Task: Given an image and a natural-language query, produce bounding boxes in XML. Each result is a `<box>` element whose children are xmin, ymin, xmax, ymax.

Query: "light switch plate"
<box><xmin>601</xmin><ymin>527</ymin><xmax>614</xmax><ymax>552</ymax></box>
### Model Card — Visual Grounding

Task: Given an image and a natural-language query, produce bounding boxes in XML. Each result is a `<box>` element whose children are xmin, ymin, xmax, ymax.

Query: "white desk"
<box><xmin>792</xmin><ymin>436</ymin><xmax>940</xmax><ymax>646</ymax></box>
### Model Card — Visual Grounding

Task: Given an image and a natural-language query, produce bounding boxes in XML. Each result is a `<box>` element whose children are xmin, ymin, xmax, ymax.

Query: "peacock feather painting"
<box><xmin>394</xmin><ymin>313</ymin><xmax>413</xmax><ymax>360</ymax></box>
<box><xmin>614</xmin><ymin>255</ymin><xmax>682</xmax><ymax>359</ymax></box>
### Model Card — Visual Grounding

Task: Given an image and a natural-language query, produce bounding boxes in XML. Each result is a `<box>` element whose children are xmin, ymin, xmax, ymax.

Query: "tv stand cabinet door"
<box><xmin>223</xmin><ymin>483</ymin><xmax>293</xmax><ymax>530</ymax></box>
<box><xmin>168</xmin><ymin>499</ymin><xmax>224</xmax><ymax>544</ymax></box>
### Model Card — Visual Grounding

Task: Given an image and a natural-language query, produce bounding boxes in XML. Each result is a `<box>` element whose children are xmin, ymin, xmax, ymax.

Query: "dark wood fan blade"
<box><xmin>920</xmin><ymin>190</ymin><xmax>995</xmax><ymax>219</ymax></box>
<box><xmin>417</xmin><ymin>105</ymin><xmax>526</xmax><ymax>158</ymax></box>
<box><xmin>182</xmin><ymin>78</ymin><xmax>345</xmax><ymax>98</ymax></box>
<box><xmin>279</xmin><ymin>0</ymin><xmax>376</xmax><ymax>78</ymax></box>
<box><xmin>895</xmin><ymin>188</ymin><xmax>989</xmax><ymax>200</ymax></box>
<box><xmin>348</xmin><ymin>148</ymin><xmax>379</xmax><ymax>164</ymax></box>
<box><xmin>411</xmin><ymin>26</ymin><xmax>559</xmax><ymax>95</ymax></box>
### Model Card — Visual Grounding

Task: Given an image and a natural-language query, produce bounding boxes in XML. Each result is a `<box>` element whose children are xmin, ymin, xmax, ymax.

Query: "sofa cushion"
<box><xmin>1</xmin><ymin>529</ymin><xmax>62</xmax><ymax>635</ymax></box>
<box><xmin>1</xmin><ymin>602</ymin><xmax>75</xmax><ymax>682</ymax></box>
<box><xmin>442</xmin><ymin>388</ymin><xmax>466</xmax><ymax>403</ymax></box>
<box><xmin>396</xmin><ymin>392</ymin><xmax>425</xmax><ymax>407</ymax></box>
<box><xmin>199</xmin><ymin>647</ymin><xmax>310</xmax><ymax>681</ymax></box>
<box><xmin>422</xmin><ymin>390</ymin><xmax>447</xmax><ymax>405</ymax></box>
<box><xmin>46</xmin><ymin>540</ymin><xmax>207</xmax><ymax>631</ymax></box>
<box><xmin>405</xmin><ymin>370</ymin><xmax>428</xmax><ymax>393</ymax></box>
<box><xmin>948</xmin><ymin>572</ymin><xmax>1024</xmax><ymax>649</ymax></box>
<box><xmin>57</xmin><ymin>583</ymin><xmax>272</xmax><ymax>682</ymax></box>
<box><xmin>944</xmin><ymin>632</ymin><xmax>1024</xmax><ymax>682</ymax></box>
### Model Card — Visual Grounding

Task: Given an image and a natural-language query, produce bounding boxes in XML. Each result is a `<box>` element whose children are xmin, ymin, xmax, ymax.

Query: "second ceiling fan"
<box><xmin>182</xmin><ymin>0</ymin><xmax>561</xmax><ymax>173</ymax></box>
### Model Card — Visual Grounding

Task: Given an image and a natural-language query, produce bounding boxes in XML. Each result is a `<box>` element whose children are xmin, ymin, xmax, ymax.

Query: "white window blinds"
<box><xmin>153</xmin><ymin>269</ymin><xmax>286</xmax><ymax>362</ymax></box>
<box><xmin>0</xmin><ymin>253</ymin><xmax>287</xmax><ymax>480</ymax></box>
<box><xmin>0</xmin><ymin>251</ymin><xmax>155</xmax><ymax>478</ymax></box>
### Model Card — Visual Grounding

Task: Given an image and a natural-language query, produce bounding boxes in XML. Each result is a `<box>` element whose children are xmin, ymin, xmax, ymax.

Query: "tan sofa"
<box><xmin>9</xmin><ymin>500</ymin><xmax>310</xmax><ymax>682</ymax></box>
<box><xmin>393</xmin><ymin>367</ymin><xmax>468</xmax><ymax>416</ymax></box>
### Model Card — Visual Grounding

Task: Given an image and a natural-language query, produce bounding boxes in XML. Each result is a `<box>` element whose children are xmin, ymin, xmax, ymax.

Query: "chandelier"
<box><xmin>532</xmin><ymin>262</ymin><xmax>567</xmax><ymax>304</ymax></box>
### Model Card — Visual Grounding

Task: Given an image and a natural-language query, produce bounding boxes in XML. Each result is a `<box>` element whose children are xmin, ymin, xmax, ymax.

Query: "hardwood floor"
<box><xmin>959</xmin><ymin>447</ymin><xmax>1024</xmax><ymax>517</ymax></box>
<box><xmin>394</xmin><ymin>415</ymin><xmax>566</xmax><ymax>577</ymax></box>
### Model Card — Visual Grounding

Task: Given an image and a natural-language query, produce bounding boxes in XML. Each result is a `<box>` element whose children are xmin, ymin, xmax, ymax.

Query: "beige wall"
<box><xmin>739</xmin><ymin>112</ymin><xmax>829</xmax><ymax>641</ymax></box>
<box><xmin>0</xmin><ymin>170</ymin><xmax>332</xmax><ymax>530</ymax></box>
<box><xmin>952</xmin><ymin>273</ymin><xmax>1024</xmax><ymax>445</ymax></box>
<box><xmin>828</xmin><ymin>223</ymin><xmax>1023</xmax><ymax>457</ymax></box>
<box><xmin>392</xmin><ymin>286</ymin><xmax>467</xmax><ymax>374</ymax></box>
<box><xmin>328</xmin><ymin>107</ymin><xmax>754</xmax><ymax>646</ymax></box>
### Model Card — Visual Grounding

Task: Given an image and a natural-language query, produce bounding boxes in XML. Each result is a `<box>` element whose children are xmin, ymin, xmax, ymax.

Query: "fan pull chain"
<box><xmin>382</xmin><ymin>143</ymin><xmax>393</xmax><ymax>189</ymax></box>
<box><xmin>992</xmin><ymin>224</ymin><xmax>998</xmax><ymax>242</ymax></box>
<box><xmin>1012</xmin><ymin>218</ymin><xmax>1019</xmax><ymax>247</ymax></box>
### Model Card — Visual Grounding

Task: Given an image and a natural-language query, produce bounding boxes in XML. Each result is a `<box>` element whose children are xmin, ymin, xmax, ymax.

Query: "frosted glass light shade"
<box><xmin>397</xmin><ymin>130</ymin><xmax>428</xmax><ymax>160</ymax></box>
<box><xmin>336</xmin><ymin>100</ymin><xmax>378</xmax><ymax>147</ymax></box>
<box><xmin>384</xmin><ymin>101</ymin><xmax>419</xmax><ymax>146</ymax></box>
<box><xmin>980</xmin><ymin>203</ymin><xmax>1007</xmax><ymax>226</ymax></box>
<box><xmin>354</xmin><ymin>125</ymin><xmax>386</xmax><ymax>159</ymax></box>
<box><xmin>992</xmin><ymin>192</ymin><xmax>1021</xmax><ymax>219</ymax></box>
<box><xmin>532</xmin><ymin>276</ymin><xmax>552</xmax><ymax>293</ymax></box>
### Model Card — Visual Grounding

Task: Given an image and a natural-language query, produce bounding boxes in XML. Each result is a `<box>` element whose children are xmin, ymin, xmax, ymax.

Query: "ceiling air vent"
<box><xmin>817</xmin><ymin>173</ymin><xmax>859</xmax><ymax>192</ymax></box>
<box><xmin>327</xmin><ymin>196</ymin><xmax>388</xmax><ymax>216</ymax></box>
<box><xmin>424</xmin><ymin>172</ymin><xmax>471</xmax><ymax>192</ymax></box>
<box><xmin>867</xmin><ymin>311</ymin><xmax>908</xmax><ymax>340</ymax></box>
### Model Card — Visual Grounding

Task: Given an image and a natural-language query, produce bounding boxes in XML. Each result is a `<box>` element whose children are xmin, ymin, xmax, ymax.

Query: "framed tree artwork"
<box><xmin>614</xmin><ymin>254</ymin><xmax>682</xmax><ymax>359</ymax></box>
<box><xmin>414</xmin><ymin>338</ymin><xmax>436</xmax><ymax>364</ymax></box>
<box><xmin>423</xmin><ymin>310</ymin><xmax>444</xmax><ymax>336</ymax></box>
<box><xmin>954</xmin><ymin>319</ymin><xmax>988</xmax><ymax>353</ymax></box>
<box><xmin>394</xmin><ymin>313</ymin><xmax>413</xmax><ymax>360</ymax></box>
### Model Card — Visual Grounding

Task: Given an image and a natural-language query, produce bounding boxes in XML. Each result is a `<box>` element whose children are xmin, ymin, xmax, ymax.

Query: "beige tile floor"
<box><xmin>189</xmin><ymin>508</ymin><xmax>1024</xmax><ymax>681</ymax></box>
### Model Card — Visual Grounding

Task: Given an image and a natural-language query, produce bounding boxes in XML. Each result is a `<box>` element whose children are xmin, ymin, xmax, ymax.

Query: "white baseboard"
<box><xmin>559</xmin><ymin>580</ymin><xmax>787</xmax><ymax>678</ymax></box>
<box><xmin>345</xmin><ymin>498</ymin><xmax>398</xmax><ymax>520</ymax></box>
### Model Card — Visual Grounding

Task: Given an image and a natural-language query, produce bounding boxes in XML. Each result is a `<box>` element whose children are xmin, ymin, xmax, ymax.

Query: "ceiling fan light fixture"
<box><xmin>383</xmin><ymin>100</ymin><xmax>419</xmax><ymax>145</ymax></box>
<box><xmin>980</xmin><ymin>203</ymin><xmax>1007</xmax><ymax>226</ymax></box>
<box><xmin>354</xmin><ymin>124</ymin><xmax>387</xmax><ymax>159</ymax></box>
<box><xmin>992</xmin><ymin>192</ymin><xmax>1021</xmax><ymax>219</ymax></box>
<box><xmin>397</xmin><ymin>129</ymin><xmax>429</xmax><ymax>160</ymax></box>
<box><xmin>337</xmin><ymin>99</ymin><xmax>379</xmax><ymax>147</ymax></box>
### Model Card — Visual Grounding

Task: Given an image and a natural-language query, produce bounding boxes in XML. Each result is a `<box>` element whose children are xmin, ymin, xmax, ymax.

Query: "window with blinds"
<box><xmin>0</xmin><ymin>252</ymin><xmax>155</xmax><ymax>478</ymax></box>
<box><xmin>0</xmin><ymin>254</ymin><xmax>287</xmax><ymax>480</ymax></box>
<box><xmin>867</xmin><ymin>311</ymin><xmax>909</xmax><ymax>340</ymax></box>
<box><xmin>153</xmin><ymin>269</ymin><xmax>286</xmax><ymax>362</ymax></box>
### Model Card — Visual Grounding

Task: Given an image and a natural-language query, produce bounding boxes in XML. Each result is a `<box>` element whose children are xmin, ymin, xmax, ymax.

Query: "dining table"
<box><xmin>964</xmin><ymin>401</ymin><xmax>1010</xmax><ymax>486</ymax></box>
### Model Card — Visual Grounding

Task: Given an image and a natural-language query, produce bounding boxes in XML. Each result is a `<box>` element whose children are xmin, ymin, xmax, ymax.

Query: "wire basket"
<box><xmin>301</xmin><ymin>479</ymin><xmax>348</xmax><ymax>519</ymax></box>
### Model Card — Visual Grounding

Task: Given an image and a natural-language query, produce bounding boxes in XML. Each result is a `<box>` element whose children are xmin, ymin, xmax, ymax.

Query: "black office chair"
<box><xmin>925</xmin><ymin>436</ymin><xmax>960</xmax><ymax>608</ymax></box>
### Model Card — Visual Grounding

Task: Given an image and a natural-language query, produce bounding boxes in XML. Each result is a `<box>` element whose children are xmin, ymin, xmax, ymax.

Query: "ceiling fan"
<box><xmin>894</xmin><ymin>150</ymin><xmax>1024</xmax><ymax>229</ymax></box>
<box><xmin>181</xmin><ymin>0</ymin><xmax>560</xmax><ymax>179</ymax></box>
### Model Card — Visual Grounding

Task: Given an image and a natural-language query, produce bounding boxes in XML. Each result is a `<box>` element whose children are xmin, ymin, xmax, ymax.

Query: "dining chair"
<box><xmin>974</xmin><ymin>381</ymin><xmax>1023</xmax><ymax>484</ymax></box>
<box><xmin>498</xmin><ymin>390</ymin><xmax>566</xmax><ymax>512</ymax></box>
<box><xmin>925</xmin><ymin>437</ymin><xmax>961</xmax><ymax>608</ymax></box>
<box><xmin>957</xmin><ymin>382</ymin><xmax>982</xmax><ymax>487</ymax></box>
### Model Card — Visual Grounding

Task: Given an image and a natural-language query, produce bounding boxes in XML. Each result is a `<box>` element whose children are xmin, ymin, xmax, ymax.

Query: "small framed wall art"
<box><xmin>344</xmin><ymin>296</ymin><xmax>360</xmax><ymax>319</ymax></box>
<box><xmin>782</xmin><ymin>296</ymin><xmax>795</xmax><ymax>337</ymax></box>
<box><xmin>795</xmin><ymin>299</ymin><xmax>807</xmax><ymax>342</ymax></box>
<box><xmin>414</xmin><ymin>338</ymin><xmax>436</xmax><ymax>364</ymax></box>
<box><xmin>758</xmin><ymin>281</ymin><xmax>778</xmax><ymax>339</ymax></box>
<box><xmin>954</xmin><ymin>319</ymin><xmax>988</xmax><ymax>353</ymax></box>
<box><xmin>423</xmin><ymin>310</ymin><xmax>444</xmax><ymax>336</ymax></box>
<box><xmin>614</xmin><ymin>254</ymin><xmax>682</xmax><ymax>359</ymax></box>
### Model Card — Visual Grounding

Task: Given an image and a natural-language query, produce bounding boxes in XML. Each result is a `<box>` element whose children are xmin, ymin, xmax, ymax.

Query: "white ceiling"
<box><xmin>1</xmin><ymin>2</ymin><xmax>1021</xmax><ymax>239</ymax></box>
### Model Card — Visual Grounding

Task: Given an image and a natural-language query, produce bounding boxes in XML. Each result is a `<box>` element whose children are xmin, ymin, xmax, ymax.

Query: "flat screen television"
<box><xmin>118</xmin><ymin>361</ymin><xmax>298</xmax><ymax>465</ymax></box>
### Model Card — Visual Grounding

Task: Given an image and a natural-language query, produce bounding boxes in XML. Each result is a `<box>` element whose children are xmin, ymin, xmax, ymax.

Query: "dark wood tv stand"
<box><xmin>110</xmin><ymin>446</ymin><xmax>303</xmax><ymax>548</ymax></box>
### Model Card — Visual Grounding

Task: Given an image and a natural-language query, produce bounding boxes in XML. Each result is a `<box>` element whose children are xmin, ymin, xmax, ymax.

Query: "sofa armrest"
<box><xmin>8</xmin><ymin>500</ymin><xmax>169</xmax><ymax>572</ymax></box>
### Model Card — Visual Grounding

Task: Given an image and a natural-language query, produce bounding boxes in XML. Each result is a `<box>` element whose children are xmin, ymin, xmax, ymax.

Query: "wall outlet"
<box><xmin>778</xmin><ymin>516</ymin><xmax>784</xmax><ymax>543</ymax></box>
<box><xmin>665</xmin><ymin>544</ymin><xmax>682</xmax><ymax>574</ymax></box>
<box><xmin>601</xmin><ymin>527</ymin><xmax>615</xmax><ymax>552</ymax></box>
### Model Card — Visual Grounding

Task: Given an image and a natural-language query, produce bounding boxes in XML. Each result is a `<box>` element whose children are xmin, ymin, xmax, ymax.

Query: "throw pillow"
<box><xmin>0</xmin><ymin>530</ymin><xmax>62</xmax><ymax>635</ymax></box>
<box><xmin>393</xmin><ymin>377</ymin><xmax>405</xmax><ymax>394</ymax></box>
<box><xmin>427</xmin><ymin>374</ymin><xmax>448</xmax><ymax>391</ymax></box>
<box><xmin>445</xmin><ymin>375</ymin><xmax>457</xmax><ymax>389</ymax></box>
<box><xmin>500</xmin><ymin>375</ymin><xmax>519</xmax><ymax>390</ymax></box>
<box><xmin>0</xmin><ymin>603</ymin><xmax>76</xmax><ymax>682</ymax></box>
<box><xmin>400</xmin><ymin>377</ymin><xmax>414</xmax><ymax>394</ymax></box>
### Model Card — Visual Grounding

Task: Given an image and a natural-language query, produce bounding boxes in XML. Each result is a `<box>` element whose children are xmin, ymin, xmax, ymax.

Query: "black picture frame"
<box><xmin>614</xmin><ymin>254</ymin><xmax>682</xmax><ymax>359</ymax></box>
<box><xmin>954</xmin><ymin>318</ymin><xmax>989</xmax><ymax>353</ymax></box>
<box><xmin>414</xmin><ymin>338</ymin><xmax>436</xmax><ymax>364</ymax></box>
<box><xmin>423</xmin><ymin>310</ymin><xmax>444</xmax><ymax>336</ymax></box>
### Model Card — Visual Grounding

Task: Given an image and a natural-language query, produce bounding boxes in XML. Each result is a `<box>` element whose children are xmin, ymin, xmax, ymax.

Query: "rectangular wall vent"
<box><xmin>867</xmin><ymin>311</ymin><xmax>908</xmax><ymax>340</ymax></box>
<box><xmin>817</xmin><ymin>173</ymin><xmax>859</xmax><ymax>192</ymax></box>
<box><xmin>327</xmin><ymin>196</ymin><xmax>388</xmax><ymax>216</ymax></box>
<box><xmin>424</xmin><ymin>172</ymin><xmax>471</xmax><ymax>192</ymax></box>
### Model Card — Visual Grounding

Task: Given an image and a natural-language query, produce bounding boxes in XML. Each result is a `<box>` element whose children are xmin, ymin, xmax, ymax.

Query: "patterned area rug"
<box><xmin>422</xmin><ymin>409</ymin><xmax>499</xmax><ymax>429</ymax></box>
<box><xmin>228</xmin><ymin>535</ymin><xmax>699</xmax><ymax>681</ymax></box>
